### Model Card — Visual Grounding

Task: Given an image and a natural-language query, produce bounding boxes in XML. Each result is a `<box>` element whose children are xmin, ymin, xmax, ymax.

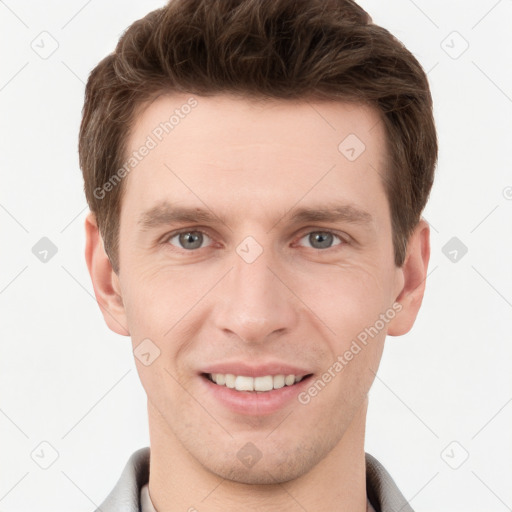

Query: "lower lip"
<box><xmin>200</xmin><ymin>374</ymin><xmax>313</xmax><ymax>416</ymax></box>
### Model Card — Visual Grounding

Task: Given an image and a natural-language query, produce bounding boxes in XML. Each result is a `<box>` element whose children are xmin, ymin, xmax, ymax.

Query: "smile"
<box><xmin>205</xmin><ymin>373</ymin><xmax>309</xmax><ymax>392</ymax></box>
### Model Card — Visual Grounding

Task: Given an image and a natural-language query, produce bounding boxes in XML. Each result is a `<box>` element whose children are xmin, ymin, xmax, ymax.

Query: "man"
<box><xmin>81</xmin><ymin>0</ymin><xmax>437</xmax><ymax>510</ymax></box>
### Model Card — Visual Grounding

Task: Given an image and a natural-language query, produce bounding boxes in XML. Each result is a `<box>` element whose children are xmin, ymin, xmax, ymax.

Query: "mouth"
<box><xmin>199</xmin><ymin>366</ymin><xmax>315</xmax><ymax>415</ymax></box>
<box><xmin>202</xmin><ymin>372</ymin><xmax>313</xmax><ymax>392</ymax></box>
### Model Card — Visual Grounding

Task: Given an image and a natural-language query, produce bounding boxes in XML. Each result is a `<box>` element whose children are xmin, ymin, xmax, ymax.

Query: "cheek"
<box><xmin>297</xmin><ymin>263</ymin><xmax>392</xmax><ymax>396</ymax></box>
<box><xmin>124</xmin><ymin>256</ymin><xmax>391</xmax><ymax>335</ymax></box>
<box><xmin>303</xmin><ymin>262</ymin><xmax>391</xmax><ymax>333</ymax></box>
<box><xmin>123</xmin><ymin>266</ymin><xmax>213</xmax><ymax>390</ymax></box>
<box><xmin>123</xmin><ymin>263</ymin><xmax>209</xmax><ymax>332</ymax></box>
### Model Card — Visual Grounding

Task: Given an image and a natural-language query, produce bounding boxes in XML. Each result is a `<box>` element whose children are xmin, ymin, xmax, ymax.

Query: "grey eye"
<box><xmin>300</xmin><ymin>231</ymin><xmax>342</xmax><ymax>250</ymax></box>
<box><xmin>169</xmin><ymin>231</ymin><xmax>211</xmax><ymax>250</ymax></box>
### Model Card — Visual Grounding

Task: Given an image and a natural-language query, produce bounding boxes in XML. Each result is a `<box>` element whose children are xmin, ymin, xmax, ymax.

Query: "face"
<box><xmin>93</xmin><ymin>93</ymin><xmax>414</xmax><ymax>484</ymax></box>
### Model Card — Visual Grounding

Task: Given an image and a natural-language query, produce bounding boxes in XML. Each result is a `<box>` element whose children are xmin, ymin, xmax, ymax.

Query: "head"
<box><xmin>82</xmin><ymin>0</ymin><xmax>436</xmax><ymax>485</ymax></box>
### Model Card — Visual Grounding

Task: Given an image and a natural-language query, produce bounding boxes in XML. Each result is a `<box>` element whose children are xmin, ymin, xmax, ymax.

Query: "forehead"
<box><xmin>129</xmin><ymin>93</ymin><xmax>384</xmax><ymax>153</ymax></box>
<box><xmin>120</xmin><ymin>93</ymin><xmax>389</xmax><ymax>228</ymax></box>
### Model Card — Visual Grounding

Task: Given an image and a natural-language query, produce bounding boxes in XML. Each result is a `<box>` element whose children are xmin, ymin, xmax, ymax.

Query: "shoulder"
<box><xmin>365</xmin><ymin>452</ymin><xmax>414</xmax><ymax>512</ymax></box>
<box><xmin>93</xmin><ymin>447</ymin><xmax>150</xmax><ymax>512</ymax></box>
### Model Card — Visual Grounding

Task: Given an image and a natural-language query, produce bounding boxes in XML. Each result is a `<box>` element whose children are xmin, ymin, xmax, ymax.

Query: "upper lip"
<box><xmin>200</xmin><ymin>361</ymin><xmax>312</xmax><ymax>378</ymax></box>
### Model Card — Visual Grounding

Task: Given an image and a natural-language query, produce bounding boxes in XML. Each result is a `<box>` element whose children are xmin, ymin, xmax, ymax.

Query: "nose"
<box><xmin>213</xmin><ymin>243</ymin><xmax>299</xmax><ymax>345</ymax></box>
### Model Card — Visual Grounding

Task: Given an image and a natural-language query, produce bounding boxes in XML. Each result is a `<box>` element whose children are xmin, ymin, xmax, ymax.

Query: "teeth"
<box><xmin>235</xmin><ymin>375</ymin><xmax>254</xmax><ymax>391</ymax></box>
<box><xmin>225</xmin><ymin>374</ymin><xmax>236</xmax><ymax>389</ymax></box>
<box><xmin>208</xmin><ymin>373</ymin><xmax>306</xmax><ymax>392</ymax></box>
<box><xmin>273</xmin><ymin>375</ymin><xmax>285</xmax><ymax>389</ymax></box>
<box><xmin>284</xmin><ymin>374</ymin><xmax>295</xmax><ymax>386</ymax></box>
<box><xmin>254</xmin><ymin>375</ymin><xmax>273</xmax><ymax>391</ymax></box>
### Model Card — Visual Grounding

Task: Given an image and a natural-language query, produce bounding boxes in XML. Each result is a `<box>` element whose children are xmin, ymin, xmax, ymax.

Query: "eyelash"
<box><xmin>161</xmin><ymin>228</ymin><xmax>350</xmax><ymax>253</ymax></box>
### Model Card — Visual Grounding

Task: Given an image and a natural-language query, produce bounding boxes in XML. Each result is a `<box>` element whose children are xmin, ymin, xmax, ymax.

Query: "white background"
<box><xmin>1</xmin><ymin>1</ymin><xmax>511</xmax><ymax>511</ymax></box>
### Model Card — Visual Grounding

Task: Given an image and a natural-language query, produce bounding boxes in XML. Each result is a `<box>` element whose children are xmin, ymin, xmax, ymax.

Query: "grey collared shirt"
<box><xmin>95</xmin><ymin>447</ymin><xmax>413</xmax><ymax>512</ymax></box>
<box><xmin>141</xmin><ymin>483</ymin><xmax>377</xmax><ymax>511</ymax></box>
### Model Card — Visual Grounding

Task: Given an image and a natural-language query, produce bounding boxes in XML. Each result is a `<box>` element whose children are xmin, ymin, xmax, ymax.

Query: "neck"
<box><xmin>147</xmin><ymin>398</ymin><xmax>368</xmax><ymax>512</ymax></box>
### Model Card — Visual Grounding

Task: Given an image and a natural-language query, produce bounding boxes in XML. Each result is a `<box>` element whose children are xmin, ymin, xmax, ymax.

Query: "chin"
<box><xmin>198</xmin><ymin>437</ymin><xmax>331</xmax><ymax>485</ymax></box>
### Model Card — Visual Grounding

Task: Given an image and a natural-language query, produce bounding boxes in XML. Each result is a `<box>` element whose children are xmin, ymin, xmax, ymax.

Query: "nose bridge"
<box><xmin>214</xmin><ymin>237</ymin><xmax>297</xmax><ymax>342</ymax></box>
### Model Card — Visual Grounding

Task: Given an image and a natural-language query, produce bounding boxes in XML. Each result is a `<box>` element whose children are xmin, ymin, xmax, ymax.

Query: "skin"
<box><xmin>85</xmin><ymin>93</ymin><xmax>430</xmax><ymax>512</ymax></box>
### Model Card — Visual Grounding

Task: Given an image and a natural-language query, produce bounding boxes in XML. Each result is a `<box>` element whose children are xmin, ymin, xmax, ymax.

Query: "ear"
<box><xmin>387</xmin><ymin>218</ymin><xmax>430</xmax><ymax>336</ymax></box>
<box><xmin>84</xmin><ymin>211</ymin><xmax>130</xmax><ymax>336</ymax></box>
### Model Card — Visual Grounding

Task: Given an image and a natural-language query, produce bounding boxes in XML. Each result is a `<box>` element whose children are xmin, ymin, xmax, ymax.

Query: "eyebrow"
<box><xmin>137</xmin><ymin>201</ymin><xmax>374</xmax><ymax>232</ymax></box>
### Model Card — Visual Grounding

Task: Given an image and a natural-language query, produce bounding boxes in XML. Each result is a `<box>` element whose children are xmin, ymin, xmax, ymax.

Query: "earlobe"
<box><xmin>387</xmin><ymin>218</ymin><xmax>431</xmax><ymax>337</ymax></box>
<box><xmin>84</xmin><ymin>211</ymin><xmax>130</xmax><ymax>336</ymax></box>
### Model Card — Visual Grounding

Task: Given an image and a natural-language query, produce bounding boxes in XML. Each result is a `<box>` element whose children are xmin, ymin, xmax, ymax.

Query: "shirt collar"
<box><xmin>96</xmin><ymin>447</ymin><xmax>414</xmax><ymax>512</ymax></box>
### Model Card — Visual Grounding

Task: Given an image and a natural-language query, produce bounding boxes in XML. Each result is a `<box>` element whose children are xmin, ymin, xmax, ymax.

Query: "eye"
<box><xmin>166</xmin><ymin>230</ymin><xmax>212</xmax><ymax>251</ymax></box>
<box><xmin>162</xmin><ymin>228</ymin><xmax>347</xmax><ymax>253</ymax></box>
<box><xmin>296</xmin><ymin>230</ymin><xmax>345</xmax><ymax>250</ymax></box>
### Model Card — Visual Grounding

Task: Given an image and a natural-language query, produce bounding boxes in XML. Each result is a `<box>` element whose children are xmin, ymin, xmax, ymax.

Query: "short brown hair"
<box><xmin>79</xmin><ymin>0</ymin><xmax>437</xmax><ymax>274</ymax></box>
